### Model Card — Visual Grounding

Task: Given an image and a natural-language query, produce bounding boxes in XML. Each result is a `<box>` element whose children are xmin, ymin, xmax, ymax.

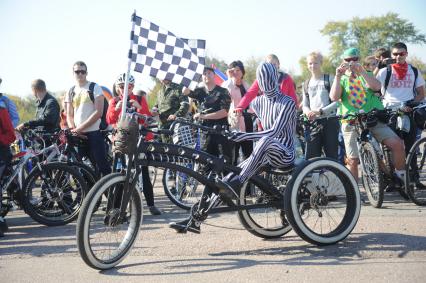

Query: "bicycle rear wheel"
<box><xmin>284</xmin><ymin>158</ymin><xmax>360</xmax><ymax>246</ymax></box>
<box><xmin>406</xmin><ymin>137</ymin><xmax>426</xmax><ymax>206</ymax></box>
<box><xmin>360</xmin><ymin>142</ymin><xmax>385</xmax><ymax>208</ymax></box>
<box><xmin>77</xmin><ymin>173</ymin><xmax>142</xmax><ymax>270</ymax></box>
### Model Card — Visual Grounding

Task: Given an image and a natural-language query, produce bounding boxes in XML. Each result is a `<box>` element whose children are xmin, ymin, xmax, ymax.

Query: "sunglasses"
<box><xmin>392</xmin><ymin>52</ymin><xmax>406</xmax><ymax>57</ymax></box>
<box><xmin>74</xmin><ymin>70</ymin><xmax>87</xmax><ymax>75</ymax></box>
<box><xmin>344</xmin><ymin>57</ymin><xmax>359</xmax><ymax>62</ymax></box>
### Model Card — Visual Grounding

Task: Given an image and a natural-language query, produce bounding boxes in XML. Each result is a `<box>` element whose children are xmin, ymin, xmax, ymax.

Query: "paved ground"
<box><xmin>1</xmin><ymin>172</ymin><xmax>426</xmax><ymax>283</ymax></box>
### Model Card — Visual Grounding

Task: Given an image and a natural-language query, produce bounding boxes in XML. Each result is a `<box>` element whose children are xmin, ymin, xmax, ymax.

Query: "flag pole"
<box><xmin>121</xmin><ymin>10</ymin><xmax>137</xmax><ymax>121</ymax></box>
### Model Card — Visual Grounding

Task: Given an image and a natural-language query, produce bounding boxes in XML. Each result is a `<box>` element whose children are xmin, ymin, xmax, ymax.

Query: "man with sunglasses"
<box><xmin>330</xmin><ymin>48</ymin><xmax>406</xmax><ymax>184</ymax></box>
<box><xmin>64</xmin><ymin>61</ymin><xmax>111</xmax><ymax>176</ymax></box>
<box><xmin>376</xmin><ymin>42</ymin><xmax>425</xmax><ymax>187</ymax></box>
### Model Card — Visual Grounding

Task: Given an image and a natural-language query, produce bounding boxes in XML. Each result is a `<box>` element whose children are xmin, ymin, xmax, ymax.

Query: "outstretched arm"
<box><xmin>231</xmin><ymin>100</ymin><xmax>295</xmax><ymax>142</ymax></box>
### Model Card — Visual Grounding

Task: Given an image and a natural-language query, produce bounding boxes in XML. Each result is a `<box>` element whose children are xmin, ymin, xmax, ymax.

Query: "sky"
<box><xmin>1</xmin><ymin>0</ymin><xmax>425</xmax><ymax>97</ymax></box>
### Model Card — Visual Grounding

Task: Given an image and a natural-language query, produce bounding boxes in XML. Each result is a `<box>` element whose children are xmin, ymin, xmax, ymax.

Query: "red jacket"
<box><xmin>237</xmin><ymin>73</ymin><xmax>297</xmax><ymax>109</ymax></box>
<box><xmin>0</xmin><ymin>107</ymin><xmax>16</xmax><ymax>146</ymax></box>
<box><xmin>106</xmin><ymin>94</ymin><xmax>154</xmax><ymax>141</ymax></box>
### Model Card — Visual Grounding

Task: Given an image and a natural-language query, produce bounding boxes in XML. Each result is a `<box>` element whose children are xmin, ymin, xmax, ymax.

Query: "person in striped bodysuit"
<box><xmin>228</xmin><ymin>62</ymin><xmax>296</xmax><ymax>186</ymax></box>
<box><xmin>169</xmin><ymin>62</ymin><xmax>296</xmax><ymax>234</ymax></box>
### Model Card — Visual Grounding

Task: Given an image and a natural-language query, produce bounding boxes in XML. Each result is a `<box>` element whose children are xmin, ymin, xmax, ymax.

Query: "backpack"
<box><xmin>69</xmin><ymin>82</ymin><xmax>109</xmax><ymax>130</ymax></box>
<box><xmin>383</xmin><ymin>64</ymin><xmax>419</xmax><ymax>96</ymax></box>
<box><xmin>303</xmin><ymin>74</ymin><xmax>331</xmax><ymax>105</ymax></box>
<box><xmin>0</xmin><ymin>93</ymin><xmax>20</xmax><ymax>128</ymax></box>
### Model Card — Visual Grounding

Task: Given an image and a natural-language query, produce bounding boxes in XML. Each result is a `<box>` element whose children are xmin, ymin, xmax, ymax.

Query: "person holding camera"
<box><xmin>106</xmin><ymin>73</ymin><xmax>161</xmax><ymax>216</ymax></box>
<box><xmin>330</xmin><ymin>47</ymin><xmax>405</xmax><ymax>182</ymax></box>
<box><xmin>373</xmin><ymin>47</ymin><xmax>394</xmax><ymax>76</ymax></box>
<box><xmin>376</xmin><ymin>42</ymin><xmax>425</xmax><ymax>183</ymax></box>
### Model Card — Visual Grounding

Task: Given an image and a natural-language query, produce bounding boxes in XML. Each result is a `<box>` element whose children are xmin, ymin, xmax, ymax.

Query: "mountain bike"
<box><xmin>76</xmin><ymin>113</ymin><xmax>360</xmax><ymax>270</ymax></box>
<box><xmin>1</xmin><ymin>131</ymin><xmax>88</xmax><ymax>226</ymax></box>
<box><xmin>405</xmin><ymin>103</ymin><xmax>426</xmax><ymax>206</ymax></box>
<box><xmin>344</xmin><ymin>109</ymin><xmax>407</xmax><ymax>208</ymax></box>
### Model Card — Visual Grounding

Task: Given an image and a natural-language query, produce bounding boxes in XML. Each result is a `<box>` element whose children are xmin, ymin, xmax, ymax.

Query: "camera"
<box><xmin>383</xmin><ymin>58</ymin><xmax>396</xmax><ymax>65</ymax></box>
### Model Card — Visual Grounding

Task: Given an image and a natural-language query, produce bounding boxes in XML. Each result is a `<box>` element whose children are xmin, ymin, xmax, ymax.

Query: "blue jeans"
<box><xmin>83</xmin><ymin>130</ymin><xmax>111</xmax><ymax>176</ymax></box>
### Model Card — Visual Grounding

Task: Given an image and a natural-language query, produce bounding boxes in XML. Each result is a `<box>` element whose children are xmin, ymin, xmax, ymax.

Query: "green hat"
<box><xmin>342</xmin><ymin>47</ymin><xmax>360</xmax><ymax>59</ymax></box>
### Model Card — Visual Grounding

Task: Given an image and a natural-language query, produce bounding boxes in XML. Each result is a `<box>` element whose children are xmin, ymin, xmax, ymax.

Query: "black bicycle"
<box><xmin>76</xmin><ymin>113</ymin><xmax>361</xmax><ymax>270</ymax></box>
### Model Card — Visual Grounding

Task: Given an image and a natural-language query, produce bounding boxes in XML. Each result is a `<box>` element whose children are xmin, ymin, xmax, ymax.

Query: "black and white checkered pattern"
<box><xmin>129</xmin><ymin>14</ymin><xmax>206</xmax><ymax>90</ymax></box>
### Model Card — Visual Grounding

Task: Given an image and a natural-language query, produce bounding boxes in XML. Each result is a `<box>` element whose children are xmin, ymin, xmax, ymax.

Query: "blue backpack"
<box><xmin>0</xmin><ymin>93</ymin><xmax>20</xmax><ymax>127</ymax></box>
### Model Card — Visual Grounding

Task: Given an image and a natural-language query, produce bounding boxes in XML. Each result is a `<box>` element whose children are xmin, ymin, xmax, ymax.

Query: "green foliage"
<box><xmin>321</xmin><ymin>13</ymin><xmax>426</xmax><ymax>65</ymax></box>
<box><xmin>147</xmin><ymin>78</ymin><xmax>162</xmax><ymax>108</ymax></box>
<box><xmin>408</xmin><ymin>56</ymin><xmax>426</xmax><ymax>80</ymax></box>
<box><xmin>7</xmin><ymin>94</ymin><xmax>36</xmax><ymax>123</ymax></box>
<box><xmin>243</xmin><ymin>56</ymin><xmax>262</xmax><ymax>86</ymax></box>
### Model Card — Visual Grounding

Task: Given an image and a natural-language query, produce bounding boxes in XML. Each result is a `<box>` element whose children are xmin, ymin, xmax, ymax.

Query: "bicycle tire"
<box><xmin>162</xmin><ymin>167</ymin><xmax>201</xmax><ymax>210</ymax></box>
<box><xmin>406</xmin><ymin>137</ymin><xmax>426</xmax><ymax>206</ymax></box>
<box><xmin>22</xmin><ymin>162</ymin><xmax>88</xmax><ymax>226</ymax></box>
<box><xmin>360</xmin><ymin>142</ymin><xmax>385</xmax><ymax>208</ymax></box>
<box><xmin>238</xmin><ymin>180</ymin><xmax>292</xmax><ymax>239</ymax></box>
<box><xmin>77</xmin><ymin>173</ymin><xmax>142</xmax><ymax>270</ymax></box>
<box><xmin>148</xmin><ymin>166</ymin><xmax>157</xmax><ymax>185</ymax></box>
<box><xmin>284</xmin><ymin>158</ymin><xmax>360</xmax><ymax>246</ymax></box>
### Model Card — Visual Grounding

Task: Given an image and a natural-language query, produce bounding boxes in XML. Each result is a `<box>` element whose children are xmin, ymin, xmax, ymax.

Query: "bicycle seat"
<box><xmin>261</xmin><ymin>158</ymin><xmax>304</xmax><ymax>174</ymax></box>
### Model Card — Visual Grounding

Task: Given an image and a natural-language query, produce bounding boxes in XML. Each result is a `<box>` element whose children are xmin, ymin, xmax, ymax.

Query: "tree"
<box><xmin>243</xmin><ymin>56</ymin><xmax>262</xmax><ymax>86</ymax></box>
<box><xmin>321</xmin><ymin>13</ymin><xmax>426</xmax><ymax>65</ymax></box>
<box><xmin>408</xmin><ymin>56</ymin><xmax>426</xmax><ymax>80</ymax></box>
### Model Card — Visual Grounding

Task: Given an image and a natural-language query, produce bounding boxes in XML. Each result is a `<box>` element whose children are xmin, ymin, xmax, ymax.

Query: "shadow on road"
<box><xmin>100</xmin><ymin>232</ymin><xmax>426</xmax><ymax>277</ymax></box>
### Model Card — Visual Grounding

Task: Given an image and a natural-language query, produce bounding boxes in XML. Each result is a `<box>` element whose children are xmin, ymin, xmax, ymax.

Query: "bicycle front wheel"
<box><xmin>76</xmin><ymin>173</ymin><xmax>142</xmax><ymax>270</ymax></box>
<box><xmin>238</xmin><ymin>180</ymin><xmax>292</xmax><ymax>239</ymax></box>
<box><xmin>163</xmin><ymin>167</ymin><xmax>202</xmax><ymax>210</ymax></box>
<box><xmin>360</xmin><ymin>142</ymin><xmax>385</xmax><ymax>208</ymax></box>
<box><xmin>406</xmin><ymin>137</ymin><xmax>426</xmax><ymax>206</ymax></box>
<box><xmin>284</xmin><ymin>158</ymin><xmax>361</xmax><ymax>246</ymax></box>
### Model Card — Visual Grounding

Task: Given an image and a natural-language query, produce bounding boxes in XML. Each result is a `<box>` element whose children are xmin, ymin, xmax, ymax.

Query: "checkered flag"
<box><xmin>129</xmin><ymin>14</ymin><xmax>206</xmax><ymax>90</ymax></box>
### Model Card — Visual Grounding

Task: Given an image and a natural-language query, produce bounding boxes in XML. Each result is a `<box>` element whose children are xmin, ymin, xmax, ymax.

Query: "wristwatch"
<box><xmin>319</xmin><ymin>108</ymin><xmax>323</xmax><ymax>115</ymax></box>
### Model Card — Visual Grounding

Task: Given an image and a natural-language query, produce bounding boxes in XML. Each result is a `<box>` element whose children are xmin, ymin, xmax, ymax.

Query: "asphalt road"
<box><xmin>1</xmin><ymin>174</ymin><xmax>426</xmax><ymax>283</ymax></box>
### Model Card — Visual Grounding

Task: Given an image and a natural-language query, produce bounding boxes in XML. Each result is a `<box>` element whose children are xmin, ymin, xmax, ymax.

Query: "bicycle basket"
<box><xmin>173</xmin><ymin>123</ymin><xmax>194</xmax><ymax>146</ymax></box>
<box><xmin>113</xmin><ymin>114</ymin><xmax>139</xmax><ymax>155</ymax></box>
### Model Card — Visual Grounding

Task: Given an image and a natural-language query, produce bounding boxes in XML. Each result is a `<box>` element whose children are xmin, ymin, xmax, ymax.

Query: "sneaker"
<box><xmin>148</xmin><ymin>205</ymin><xmax>162</xmax><ymax>215</ymax></box>
<box><xmin>169</xmin><ymin>218</ymin><xmax>200</xmax><ymax>234</ymax></box>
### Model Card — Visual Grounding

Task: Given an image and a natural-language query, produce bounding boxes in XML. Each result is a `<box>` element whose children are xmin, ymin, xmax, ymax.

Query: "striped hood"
<box><xmin>256</xmin><ymin>62</ymin><xmax>280</xmax><ymax>100</ymax></box>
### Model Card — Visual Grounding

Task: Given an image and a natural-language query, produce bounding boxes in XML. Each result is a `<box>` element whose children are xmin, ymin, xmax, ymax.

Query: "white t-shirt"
<box><xmin>377</xmin><ymin>65</ymin><xmax>425</xmax><ymax>107</ymax></box>
<box><xmin>302</xmin><ymin>75</ymin><xmax>335</xmax><ymax>116</ymax></box>
<box><xmin>64</xmin><ymin>81</ymin><xmax>103</xmax><ymax>132</ymax></box>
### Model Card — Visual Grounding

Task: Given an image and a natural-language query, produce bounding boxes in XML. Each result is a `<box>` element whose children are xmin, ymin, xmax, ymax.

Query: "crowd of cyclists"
<box><xmin>1</xmin><ymin>41</ymin><xmax>426</xmax><ymax>238</ymax></box>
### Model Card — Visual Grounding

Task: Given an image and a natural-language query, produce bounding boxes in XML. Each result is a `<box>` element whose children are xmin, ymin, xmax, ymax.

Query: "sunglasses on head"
<box><xmin>74</xmin><ymin>70</ymin><xmax>87</xmax><ymax>75</ymax></box>
<box><xmin>392</xmin><ymin>52</ymin><xmax>406</xmax><ymax>57</ymax></box>
<box><xmin>344</xmin><ymin>57</ymin><xmax>359</xmax><ymax>62</ymax></box>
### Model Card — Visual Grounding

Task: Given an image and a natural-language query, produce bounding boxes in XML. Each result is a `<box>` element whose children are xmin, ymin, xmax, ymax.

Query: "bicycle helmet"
<box><xmin>115</xmin><ymin>73</ymin><xmax>135</xmax><ymax>85</ymax></box>
<box><xmin>414</xmin><ymin>107</ymin><xmax>426</xmax><ymax>129</ymax></box>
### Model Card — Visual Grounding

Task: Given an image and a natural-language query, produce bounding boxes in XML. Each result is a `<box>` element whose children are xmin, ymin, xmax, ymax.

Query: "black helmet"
<box><xmin>414</xmin><ymin>107</ymin><xmax>426</xmax><ymax>129</ymax></box>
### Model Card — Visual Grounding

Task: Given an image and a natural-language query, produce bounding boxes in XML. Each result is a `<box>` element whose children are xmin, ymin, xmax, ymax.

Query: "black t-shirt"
<box><xmin>189</xmin><ymin>85</ymin><xmax>231</xmax><ymax>126</ymax></box>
